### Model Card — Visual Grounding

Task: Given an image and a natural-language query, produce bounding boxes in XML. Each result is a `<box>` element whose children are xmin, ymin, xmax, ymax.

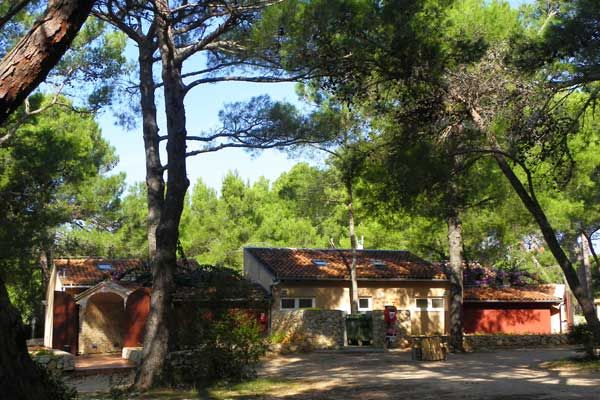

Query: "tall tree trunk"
<box><xmin>447</xmin><ymin>211</ymin><xmax>464</xmax><ymax>352</ymax></box>
<box><xmin>0</xmin><ymin>0</ymin><xmax>94</xmax><ymax>124</ymax></box>
<box><xmin>493</xmin><ymin>154</ymin><xmax>600</xmax><ymax>346</ymax></box>
<box><xmin>578</xmin><ymin>232</ymin><xmax>593</xmax><ymax>301</ymax></box>
<box><xmin>582</xmin><ymin>230</ymin><xmax>600</xmax><ymax>271</ymax></box>
<box><xmin>138</xmin><ymin>43</ymin><xmax>164</xmax><ymax>259</ymax></box>
<box><xmin>0</xmin><ymin>276</ymin><xmax>51</xmax><ymax>400</ymax></box>
<box><xmin>468</xmin><ymin>106</ymin><xmax>600</xmax><ymax>346</ymax></box>
<box><xmin>346</xmin><ymin>179</ymin><xmax>359</xmax><ymax>314</ymax></box>
<box><xmin>136</xmin><ymin>0</ymin><xmax>190</xmax><ymax>389</ymax></box>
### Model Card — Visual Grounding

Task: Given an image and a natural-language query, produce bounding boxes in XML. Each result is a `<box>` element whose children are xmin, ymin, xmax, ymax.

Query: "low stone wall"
<box><xmin>122</xmin><ymin>347</ymin><xmax>143</xmax><ymax>364</ymax></box>
<box><xmin>31</xmin><ymin>349</ymin><xmax>75</xmax><ymax>372</ymax></box>
<box><xmin>464</xmin><ymin>334</ymin><xmax>570</xmax><ymax>351</ymax></box>
<box><xmin>271</xmin><ymin>310</ymin><xmax>345</xmax><ymax>352</ymax></box>
<box><xmin>372</xmin><ymin>310</ymin><xmax>411</xmax><ymax>348</ymax></box>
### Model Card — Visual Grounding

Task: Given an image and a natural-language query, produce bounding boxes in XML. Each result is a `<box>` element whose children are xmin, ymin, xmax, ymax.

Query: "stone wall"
<box><xmin>464</xmin><ymin>334</ymin><xmax>569</xmax><ymax>351</ymax></box>
<box><xmin>122</xmin><ymin>347</ymin><xmax>143</xmax><ymax>364</ymax></box>
<box><xmin>31</xmin><ymin>349</ymin><xmax>75</xmax><ymax>373</ymax></box>
<box><xmin>271</xmin><ymin>309</ymin><xmax>345</xmax><ymax>352</ymax></box>
<box><xmin>80</xmin><ymin>293</ymin><xmax>126</xmax><ymax>354</ymax></box>
<box><xmin>372</xmin><ymin>310</ymin><xmax>411</xmax><ymax>348</ymax></box>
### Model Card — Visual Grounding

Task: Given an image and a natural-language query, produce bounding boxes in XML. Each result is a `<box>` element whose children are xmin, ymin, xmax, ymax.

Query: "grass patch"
<box><xmin>207</xmin><ymin>378</ymin><xmax>300</xmax><ymax>399</ymax></box>
<box><xmin>542</xmin><ymin>357</ymin><xmax>600</xmax><ymax>372</ymax></box>
<box><xmin>79</xmin><ymin>379</ymin><xmax>298</xmax><ymax>400</ymax></box>
<box><xmin>80</xmin><ymin>389</ymin><xmax>199</xmax><ymax>400</ymax></box>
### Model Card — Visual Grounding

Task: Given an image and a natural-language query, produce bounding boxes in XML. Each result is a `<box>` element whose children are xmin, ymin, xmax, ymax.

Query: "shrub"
<box><xmin>36</xmin><ymin>363</ymin><xmax>77</xmax><ymax>400</ymax></box>
<box><xmin>166</xmin><ymin>311</ymin><xmax>267</xmax><ymax>388</ymax></box>
<box><xmin>568</xmin><ymin>323</ymin><xmax>598</xmax><ymax>358</ymax></box>
<box><xmin>269</xmin><ymin>330</ymin><xmax>287</xmax><ymax>345</ymax></box>
<box><xmin>209</xmin><ymin>312</ymin><xmax>268</xmax><ymax>381</ymax></box>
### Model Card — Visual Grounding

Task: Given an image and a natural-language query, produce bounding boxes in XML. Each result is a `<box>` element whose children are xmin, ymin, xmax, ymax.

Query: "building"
<box><xmin>244</xmin><ymin>247</ymin><xmax>451</xmax><ymax>335</ymax></box>
<box><xmin>463</xmin><ymin>284</ymin><xmax>572</xmax><ymax>334</ymax></box>
<box><xmin>43</xmin><ymin>257</ymin><xmax>268</xmax><ymax>355</ymax></box>
<box><xmin>43</xmin><ymin>258</ymin><xmax>151</xmax><ymax>355</ymax></box>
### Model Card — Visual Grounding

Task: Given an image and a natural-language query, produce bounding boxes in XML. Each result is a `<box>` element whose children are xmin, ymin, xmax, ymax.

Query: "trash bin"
<box><xmin>346</xmin><ymin>313</ymin><xmax>372</xmax><ymax>345</ymax></box>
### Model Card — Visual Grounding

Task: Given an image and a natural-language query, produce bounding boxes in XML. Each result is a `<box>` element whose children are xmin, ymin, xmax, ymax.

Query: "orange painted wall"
<box><xmin>123</xmin><ymin>288</ymin><xmax>151</xmax><ymax>347</ymax></box>
<box><xmin>463</xmin><ymin>304</ymin><xmax>552</xmax><ymax>334</ymax></box>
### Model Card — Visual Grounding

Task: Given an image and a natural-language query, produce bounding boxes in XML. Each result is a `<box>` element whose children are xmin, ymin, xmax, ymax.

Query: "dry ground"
<box><xmin>251</xmin><ymin>347</ymin><xmax>600</xmax><ymax>400</ymax></box>
<box><xmin>78</xmin><ymin>347</ymin><xmax>600</xmax><ymax>399</ymax></box>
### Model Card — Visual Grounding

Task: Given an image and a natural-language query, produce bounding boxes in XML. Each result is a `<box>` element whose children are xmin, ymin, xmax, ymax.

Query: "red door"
<box><xmin>123</xmin><ymin>288</ymin><xmax>151</xmax><ymax>347</ymax></box>
<box><xmin>52</xmin><ymin>291</ymin><xmax>78</xmax><ymax>354</ymax></box>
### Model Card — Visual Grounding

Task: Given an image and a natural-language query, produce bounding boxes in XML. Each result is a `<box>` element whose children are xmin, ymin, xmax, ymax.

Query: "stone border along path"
<box><xmin>257</xmin><ymin>346</ymin><xmax>599</xmax><ymax>400</ymax></box>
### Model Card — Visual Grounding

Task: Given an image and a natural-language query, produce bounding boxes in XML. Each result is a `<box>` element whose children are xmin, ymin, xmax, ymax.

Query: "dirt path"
<box><xmin>256</xmin><ymin>347</ymin><xmax>599</xmax><ymax>400</ymax></box>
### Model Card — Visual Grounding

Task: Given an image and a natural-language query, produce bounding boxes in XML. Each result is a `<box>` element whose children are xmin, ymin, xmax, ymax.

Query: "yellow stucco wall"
<box><xmin>273</xmin><ymin>280</ymin><xmax>450</xmax><ymax>335</ymax></box>
<box><xmin>243</xmin><ymin>250</ymin><xmax>276</xmax><ymax>291</ymax></box>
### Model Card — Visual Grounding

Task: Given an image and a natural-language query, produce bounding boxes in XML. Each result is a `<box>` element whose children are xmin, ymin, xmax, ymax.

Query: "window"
<box><xmin>298</xmin><ymin>298</ymin><xmax>314</xmax><ymax>308</ymax></box>
<box><xmin>414</xmin><ymin>297</ymin><xmax>444</xmax><ymax>311</ymax></box>
<box><xmin>97</xmin><ymin>263</ymin><xmax>113</xmax><ymax>271</ymax></box>
<box><xmin>311</xmin><ymin>259</ymin><xmax>328</xmax><ymax>267</ymax></box>
<box><xmin>431</xmin><ymin>298</ymin><xmax>444</xmax><ymax>309</ymax></box>
<box><xmin>416</xmin><ymin>298</ymin><xmax>429</xmax><ymax>310</ymax></box>
<box><xmin>281</xmin><ymin>298</ymin><xmax>296</xmax><ymax>309</ymax></box>
<box><xmin>370</xmin><ymin>259</ymin><xmax>387</xmax><ymax>268</ymax></box>
<box><xmin>280</xmin><ymin>298</ymin><xmax>315</xmax><ymax>310</ymax></box>
<box><xmin>358</xmin><ymin>297</ymin><xmax>372</xmax><ymax>311</ymax></box>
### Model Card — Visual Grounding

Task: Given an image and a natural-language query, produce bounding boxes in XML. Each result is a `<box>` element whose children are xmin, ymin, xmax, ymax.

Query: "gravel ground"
<box><xmin>255</xmin><ymin>347</ymin><xmax>599</xmax><ymax>400</ymax></box>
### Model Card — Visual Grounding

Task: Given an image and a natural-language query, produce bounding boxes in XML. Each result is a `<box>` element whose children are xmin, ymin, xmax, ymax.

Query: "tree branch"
<box><xmin>176</xmin><ymin>13</ymin><xmax>238</xmax><ymax>63</ymax></box>
<box><xmin>184</xmin><ymin>73</ymin><xmax>310</xmax><ymax>92</ymax></box>
<box><xmin>0</xmin><ymin>0</ymin><xmax>30</xmax><ymax>31</ymax></box>
<box><xmin>0</xmin><ymin>77</ymin><xmax>71</xmax><ymax>146</ymax></box>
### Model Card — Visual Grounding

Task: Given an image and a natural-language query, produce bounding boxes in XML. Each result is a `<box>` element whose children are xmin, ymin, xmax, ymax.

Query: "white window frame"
<box><xmin>358</xmin><ymin>297</ymin><xmax>372</xmax><ymax>312</ymax></box>
<box><xmin>280</xmin><ymin>297</ymin><xmax>315</xmax><ymax>310</ymax></box>
<box><xmin>413</xmin><ymin>297</ymin><xmax>445</xmax><ymax>312</ymax></box>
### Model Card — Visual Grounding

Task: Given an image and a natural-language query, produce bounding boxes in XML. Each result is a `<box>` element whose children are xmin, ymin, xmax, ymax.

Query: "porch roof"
<box><xmin>464</xmin><ymin>285</ymin><xmax>564</xmax><ymax>303</ymax></box>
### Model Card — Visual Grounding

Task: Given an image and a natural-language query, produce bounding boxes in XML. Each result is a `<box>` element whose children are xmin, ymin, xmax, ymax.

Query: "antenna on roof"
<box><xmin>328</xmin><ymin>238</ymin><xmax>337</xmax><ymax>248</ymax></box>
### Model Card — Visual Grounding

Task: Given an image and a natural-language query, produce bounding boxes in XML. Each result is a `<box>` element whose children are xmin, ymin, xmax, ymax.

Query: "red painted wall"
<box><xmin>123</xmin><ymin>288</ymin><xmax>151</xmax><ymax>347</ymax></box>
<box><xmin>463</xmin><ymin>303</ymin><xmax>552</xmax><ymax>334</ymax></box>
<box><xmin>52</xmin><ymin>291</ymin><xmax>78</xmax><ymax>354</ymax></box>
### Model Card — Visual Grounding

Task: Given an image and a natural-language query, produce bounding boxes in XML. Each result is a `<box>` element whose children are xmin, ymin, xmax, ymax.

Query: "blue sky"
<box><xmin>98</xmin><ymin>0</ymin><xmax>531</xmax><ymax>192</ymax></box>
<box><xmin>98</xmin><ymin>78</ymin><xmax>303</xmax><ymax>191</ymax></box>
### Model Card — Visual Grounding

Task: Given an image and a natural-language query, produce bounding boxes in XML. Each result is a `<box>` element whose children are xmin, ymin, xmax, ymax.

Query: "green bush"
<box><xmin>166</xmin><ymin>311</ymin><xmax>267</xmax><ymax>388</ymax></box>
<box><xmin>209</xmin><ymin>312</ymin><xmax>268</xmax><ymax>382</ymax></box>
<box><xmin>568</xmin><ymin>323</ymin><xmax>598</xmax><ymax>358</ymax></box>
<box><xmin>36</xmin><ymin>362</ymin><xmax>77</xmax><ymax>400</ymax></box>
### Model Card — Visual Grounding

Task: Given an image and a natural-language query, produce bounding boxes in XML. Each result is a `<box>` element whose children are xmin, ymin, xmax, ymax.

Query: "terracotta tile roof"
<box><xmin>245</xmin><ymin>247</ymin><xmax>447</xmax><ymax>281</ymax></box>
<box><xmin>464</xmin><ymin>285</ymin><xmax>562</xmax><ymax>302</ymax></box>
<box><xmin>54</xmin><ymin>258</ymin><xmax>145</xmax><ymax>286</ymax></box>
<box><xmin>55</xmin><ymin>258</ymin><xmax>203</xmax><ymax>287</ymax></box>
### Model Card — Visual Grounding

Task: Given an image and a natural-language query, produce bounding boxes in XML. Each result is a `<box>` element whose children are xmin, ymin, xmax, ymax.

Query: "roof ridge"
<box><xmin>54</xmin><ymin>257</ymin><xmax>145</xmax><ymax>260</ymax></box>
<box><xmin>245</xmin><ymin>246</ymin><xmax>412</xmax><ymax>253</ymax></box>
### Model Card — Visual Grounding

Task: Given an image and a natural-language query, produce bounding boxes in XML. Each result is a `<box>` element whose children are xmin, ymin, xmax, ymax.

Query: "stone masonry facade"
<box><xmin>271</xmin><ymin>309</ymin><xmax>345</xmax><ymax>351</ymax></box>
<box><xmin>80</xmin><ymin>296</ymin><xmax>126</xmax><ymax>354</ymax></box>
<box><xmin>463</xmin><ymin>334</ymin><xmax>569</xmax><ymax>351</ymax></box>
<box><xmin>31</xmin><ymin>349</ymin><xmax>75</xmax><ymax>373</ymax></box>
<box><xmin>270</xmin><ymin>309</ymin><xmax>570</xmax><ymax>353</ymax></box>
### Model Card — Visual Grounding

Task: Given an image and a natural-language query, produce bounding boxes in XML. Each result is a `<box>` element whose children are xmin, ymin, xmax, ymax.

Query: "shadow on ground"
<box><xmin>237</xmin><ymin>347</ymin><xmax>599</xmax><ymax>400</ymax></box>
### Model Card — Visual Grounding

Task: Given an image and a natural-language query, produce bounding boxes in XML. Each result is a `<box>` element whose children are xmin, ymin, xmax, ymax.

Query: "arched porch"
<box><xmin>79</xmin><ymin>291</ymin><xmax>126</xmax><ymax>354</ymax></box>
